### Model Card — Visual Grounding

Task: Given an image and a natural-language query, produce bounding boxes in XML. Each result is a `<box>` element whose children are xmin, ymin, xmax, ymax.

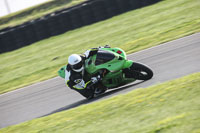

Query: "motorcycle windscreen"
<box><xmin>95</xmin><ymin>50</ymin><xmax>115</xmax><ymax>65</ymax></box>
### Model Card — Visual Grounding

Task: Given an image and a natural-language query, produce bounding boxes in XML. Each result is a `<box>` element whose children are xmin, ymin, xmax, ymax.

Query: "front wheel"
<box><xmin>129</xmin><ymin>62</ymin><xmax>153</xmax><ymax>80</ymax></box>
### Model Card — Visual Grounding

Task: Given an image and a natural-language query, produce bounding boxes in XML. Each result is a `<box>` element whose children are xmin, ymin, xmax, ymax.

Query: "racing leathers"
<box><xmin>65</xmin><ymin>48</ymin><xmax>100</xmax><ymax>99</ymax></box>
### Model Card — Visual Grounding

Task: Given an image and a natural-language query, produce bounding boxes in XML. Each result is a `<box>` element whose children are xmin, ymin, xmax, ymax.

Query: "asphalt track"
<box><xmin>0</xmin><ymin>33</ymin><xmax>200</xmax><ymax>129</ymax></box>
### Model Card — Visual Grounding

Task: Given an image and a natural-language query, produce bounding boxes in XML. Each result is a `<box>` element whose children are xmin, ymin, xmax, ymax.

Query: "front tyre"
<box><xmin>130</xmin><ymin>62</ymin><xmax>153</xmax><ymax>80</ymax></box>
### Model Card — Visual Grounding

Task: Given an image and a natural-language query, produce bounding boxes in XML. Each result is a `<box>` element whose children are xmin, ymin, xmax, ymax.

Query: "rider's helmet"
<box><xmin>68</xmin><ymin>54</ymin><xmax>83</xmax><ymax>72</ymax></box>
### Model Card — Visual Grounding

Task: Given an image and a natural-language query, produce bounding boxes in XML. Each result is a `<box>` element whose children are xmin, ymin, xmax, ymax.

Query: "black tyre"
<box><xmin>130</xmin><ymin>62</ymin><xmax>153</xmax><ymax>80</ymax></box>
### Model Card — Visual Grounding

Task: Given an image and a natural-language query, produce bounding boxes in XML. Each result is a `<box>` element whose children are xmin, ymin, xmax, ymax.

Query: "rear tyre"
<box><xmin>130</xmin><ymin>62</ymin><xmax>153</xmax><ymax>80</ymax></box>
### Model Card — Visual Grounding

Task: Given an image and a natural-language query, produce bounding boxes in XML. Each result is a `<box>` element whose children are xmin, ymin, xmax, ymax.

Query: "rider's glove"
<box><xmin>91</xmin><ymin>77</ymin><xmax>98</xmax><ymax>83</ymax></box>
<box><xmin>91</xmin><ymin>75</ymin><xmax>101</xmax><ymax>83</ymax></box>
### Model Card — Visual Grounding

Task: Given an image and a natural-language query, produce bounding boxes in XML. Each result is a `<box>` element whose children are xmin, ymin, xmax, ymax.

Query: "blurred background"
<box><xmin>0</xmin><ymin>0</ymin><xmax>161</xmax><ymax>54</ymax></box>
<box><xmin>0</xmin><ymin>0</ymin><xmax>50</xmax><ymax>17</ymax></box>
<box><xmin>0</xmin><ymin>0</ymin><xmax>200</xmax><ymax>131</ymax></box>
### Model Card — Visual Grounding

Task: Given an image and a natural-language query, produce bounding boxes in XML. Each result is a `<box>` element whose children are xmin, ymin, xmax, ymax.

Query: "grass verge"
<box><xmin>0</xmin><ymin>0</ymin><xmax>200</xmax><ymax>94</ymax></box>
<box><xmin>0</xmin><ymin>0</ymin><xmax>87</xmax><ymax>30</ymax></box>
<box><xmin>1</xmin><ymin>72</ymin><xmax>200</xmax><ymax>133</ymax></box>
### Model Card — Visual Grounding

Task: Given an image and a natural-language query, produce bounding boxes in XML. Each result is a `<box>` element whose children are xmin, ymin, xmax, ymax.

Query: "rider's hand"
<box><xmin>91</xmin><ymin>77</ymin><xmax>98</xmax><ymax>83</ymax></box>
<box><xmin>91</xmin><ymin>75</ymin><xmax>101</xmax><ymax>83</ymax></box>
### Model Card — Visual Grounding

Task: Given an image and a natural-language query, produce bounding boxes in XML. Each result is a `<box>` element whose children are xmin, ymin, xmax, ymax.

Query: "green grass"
<box><xmin>0</xmin><ymin>0</ymin><xmax>87</xmax><ymax>30</ymax></box>
<box><xmin>0</xmin><ymin>0</ymin><xmax>200</xmax><ymax>94</ymax></box>
<box><xmin>1</xmin><ymin>72</ymin><xmax>200</xmax><ymax>133</ymax></box>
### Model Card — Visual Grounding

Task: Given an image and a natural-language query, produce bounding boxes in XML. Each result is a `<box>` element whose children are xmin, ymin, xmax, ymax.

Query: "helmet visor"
<box><xmin>71</xmin><ymin>61</ymin><xmax>83</xmax><ymax>70</ymax></box>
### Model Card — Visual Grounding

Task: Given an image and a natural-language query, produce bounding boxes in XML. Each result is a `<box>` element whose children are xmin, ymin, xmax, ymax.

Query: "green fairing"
<box><xmin>58</xmin><ymin>47</ymin><xmax>136</xmax><ymax>88</ymax></box>
<box><xmin>85</xmin><ymin>47</ymin><xmax>135</xmax><ymax>88</ymax></box>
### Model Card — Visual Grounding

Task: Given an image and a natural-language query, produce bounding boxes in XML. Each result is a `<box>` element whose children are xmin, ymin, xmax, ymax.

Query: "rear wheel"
<box><xmin>129</xmin><ymin>62</ymin><xmax>153</xmax><ymax>80</ymax></box>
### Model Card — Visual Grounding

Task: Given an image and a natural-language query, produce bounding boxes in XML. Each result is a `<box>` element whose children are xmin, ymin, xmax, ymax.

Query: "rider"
<box><xmin>63</xmin><ymin>45</ymin><xmax>110</xmax><ymax>99</ymax></box>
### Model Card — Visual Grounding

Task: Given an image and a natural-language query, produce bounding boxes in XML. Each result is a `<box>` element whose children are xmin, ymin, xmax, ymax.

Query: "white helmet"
<box><xmin>68</xmin><ymin>54</ymin><xmax>83</xmax><ymax>72</ymax></box>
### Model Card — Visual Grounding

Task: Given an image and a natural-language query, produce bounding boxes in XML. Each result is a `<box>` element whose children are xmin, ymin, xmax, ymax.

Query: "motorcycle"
<box><xmin>58</xmin><ymin>47</ymin><xmax>153</xmax><ymax>98</ymax></box>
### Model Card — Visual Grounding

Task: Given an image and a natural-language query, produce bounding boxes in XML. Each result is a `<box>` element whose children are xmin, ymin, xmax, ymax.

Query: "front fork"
<box><xmin>122</xmin><ymin>60</ymin><xmax>133</xmax><ymax>69</ymax></box>
<box><xmin>121</xmin><ymin>60</ymin><xmax>136</xmax><ymax>84</ymax></box>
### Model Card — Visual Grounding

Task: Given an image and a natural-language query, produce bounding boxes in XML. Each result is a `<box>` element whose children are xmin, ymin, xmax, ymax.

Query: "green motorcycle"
<box><xmin>58</xmin><ymin>47</ymin><xmax>153</xmax><ymax>97</ymax></box>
